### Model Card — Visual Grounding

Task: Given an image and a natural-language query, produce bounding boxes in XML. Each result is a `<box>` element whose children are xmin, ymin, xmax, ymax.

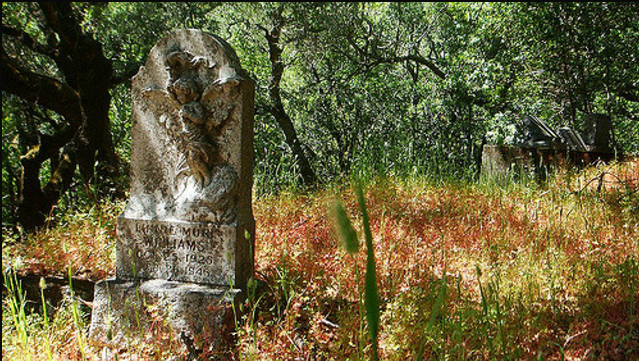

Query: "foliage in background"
<box><xmin>3</xmin><ymin>2</ymin><xmax>638</xmax><ymax>232</ymax></box>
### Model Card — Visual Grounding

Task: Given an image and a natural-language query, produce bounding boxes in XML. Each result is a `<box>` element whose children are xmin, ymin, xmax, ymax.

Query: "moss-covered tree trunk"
<box><xmin>2</xmin><ymin>3</ymin><xmax>120</xmax><ymax>231</ymax></box>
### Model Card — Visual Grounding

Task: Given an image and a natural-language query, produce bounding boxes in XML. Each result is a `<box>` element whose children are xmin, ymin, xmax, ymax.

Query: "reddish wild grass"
<box><xmin>247</xmin><ymin>161</ymin><xmax>638</xmax><ymax>360</ymax></box>
<box><xmin>2</xmin><ymin>160</ymin><xmax>637</xmax><ymax>360</ymax></box>
<box><xmin>2</xmin><ymin>202</ymin><xmax>122</xmax><ymax>281</ymax></box>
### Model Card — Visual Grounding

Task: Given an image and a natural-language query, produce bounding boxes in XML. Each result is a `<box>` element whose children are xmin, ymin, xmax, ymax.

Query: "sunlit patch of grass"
<box><xmin>2</xmin><ymin>270</ymin><xmax>94</xmax><ymax>361</ymax></box>
<box><xmin>2</xmin><ymin>270</ymin><xmax>188</xmax><ymax>361</ymax></box>
<box><xmin>2</xmin><ymin>201</ymin><xmax>124</xmax><ymax>281</ymax></box>
<box><xmin>2</xmin><ymin>160</ymin><xmax>637</xmax><ymax>360</ymax></box>
<box><xmin>247</xmin><ymin>160</ymin><xmax>638</xmax><ymax>360</ymax></box>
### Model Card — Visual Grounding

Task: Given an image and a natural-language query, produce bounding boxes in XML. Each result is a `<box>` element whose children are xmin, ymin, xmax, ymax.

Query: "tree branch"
<box><xmin>38</xmin><ymin>2</ymin><xmax>81</xmax><ymax>51</ymax></box>
<box><xmin>2</xmin><ymin>49</ymin><xmax>84</xmax><ymax>127</ymax></box>
<box><xmin>1</xmin><ymin>24</ymin><xmax>56</xmax><ymax>57</ymax></box>
<box><xmin>616</xmin><ymin>89</ymin><xmax>638</xmax><ymax>103</ymax></box>
<box><xmin>110</xmin><ymin>63</ymin><xmax>143</xmax><ymax>87</ymax></box>
<box><xmin>403</xmin><ymin>54</ymin><xmax>446</xmax><ymax>80</ymax></box>
<box><xmin>346</xmin><ymin>35</ymin><xmax>447</xmax><ymax>80</ymax></box>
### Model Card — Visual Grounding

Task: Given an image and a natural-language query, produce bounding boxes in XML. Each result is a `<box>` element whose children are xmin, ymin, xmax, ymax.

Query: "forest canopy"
<box><xmin>2</xmin><ymin>2</ymin><xmax>638</xmax><ymax>232</ymax></box>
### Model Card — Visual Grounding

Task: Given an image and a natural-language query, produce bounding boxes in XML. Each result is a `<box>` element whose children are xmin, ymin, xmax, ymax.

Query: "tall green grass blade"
<box><xmin>68</xmin><ymin>265</ymin><xmax>87</xmax><ymax>360</ymax></box>
<box><xmin>333</xmin><ymin>198</ymin><xmax>360</xmax><ymax>254</ymax></box>
<box><xmin>39</xmin><ymin>277</ymin><xmax>53</xmax><ymax>361</ymax></box>
<box><xmin>332</xmin><ymin>192</ymin><xmax>367</xmax><ymax>357</ymax></box>
<box><xmin>415</xmin><ymin>272</ymin><xmax>448</xmax><ymax>360</ymax></box>
<box><xmin>357</xmin><ymin>181</ymin><xmax>380</xmax><ymax>361</ymax></box>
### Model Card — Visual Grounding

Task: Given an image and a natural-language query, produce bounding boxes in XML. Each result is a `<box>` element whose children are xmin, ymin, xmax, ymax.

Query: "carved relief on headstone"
<box><xmin>125</xmin><ymin>32</ymin><xmax>248</xmax><ymax>224</ymax></box>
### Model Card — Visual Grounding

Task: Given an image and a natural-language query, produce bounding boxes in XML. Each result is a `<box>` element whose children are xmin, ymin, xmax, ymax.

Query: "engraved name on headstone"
<box><xmin>116</xmin><ymin>219</ymin><xmax>236</xmax><ymax>284</ymax></box>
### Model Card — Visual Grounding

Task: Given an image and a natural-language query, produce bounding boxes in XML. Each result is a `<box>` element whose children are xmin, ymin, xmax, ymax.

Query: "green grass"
<box><xmin>2</xmin><ymin>268</ymin><xmax>91</xmax><ymax>361</ymax></box>
<box><xmin>2</xmin><ymin>160</ymin><xmax>638</xmax><ymax>360</ymax></box>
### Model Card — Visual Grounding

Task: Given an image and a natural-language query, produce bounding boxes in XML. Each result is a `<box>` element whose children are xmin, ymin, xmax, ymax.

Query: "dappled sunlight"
<box><xmin>249</xmin><ymin>160</ymin><xmax>638</xmax><ymax>360</ymax></box>
<box><xmin>2</xmin><ymin>161</ymin><xmax>637</xmax><ymax>360</ymax></box>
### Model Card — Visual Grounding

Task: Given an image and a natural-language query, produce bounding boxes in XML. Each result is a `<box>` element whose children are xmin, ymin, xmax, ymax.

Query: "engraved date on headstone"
<box><xmin>116</xmin><ymin>218</ymin><xmax>236</xmax><ymax>285</ymax></box>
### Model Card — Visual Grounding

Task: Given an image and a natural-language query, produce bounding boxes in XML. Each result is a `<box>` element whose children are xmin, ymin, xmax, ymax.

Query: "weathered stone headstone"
<box><xmin>518</xmin><ymin>115</ymin><xmax>560</xmax><ymax>148</ymax></box>
<box><xmin>557</xmin><ymin>126</ymin><xmax>588</xmax><ymax>152</ymax></box>
<box><xmin>483</xmin><ymin>114</ymin><xmax>620</xmax><ymax>182</ymax></box>
<box><xmin>583</xmin><ymin>113</ymin><xmax>614</xmax><ymax>153</ymax></box>
<box><xmin>90</xmin><ymin>29</ymin><xmax>254</xmax><ymax>354</ymax></box>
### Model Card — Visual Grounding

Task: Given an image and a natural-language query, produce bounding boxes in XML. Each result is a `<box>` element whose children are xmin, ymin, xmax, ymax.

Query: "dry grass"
<box><xmin>2</xmin><ymin>160</ymin><xmax>638</xmax><ymax>360</ymax></box>
<box><xmin>245</xmin><ymin>159</ymin><xmax>638</xmax><ymax>360</ymax></box>
<box><xmin>2</xmin><ymin>202</ymin><xmax>123</xmax><ymax>281</ymax></box>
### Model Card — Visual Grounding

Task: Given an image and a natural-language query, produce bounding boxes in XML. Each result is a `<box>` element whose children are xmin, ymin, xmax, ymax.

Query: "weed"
<box><xmin>3</xmin><ymin>269</ymin><xmax>33</xmax><ymax>361</ymax></box>
<box><xmin>332</xmin><ymin>180</ymin><xmax>381</xmax><ymax>361</ymax></box>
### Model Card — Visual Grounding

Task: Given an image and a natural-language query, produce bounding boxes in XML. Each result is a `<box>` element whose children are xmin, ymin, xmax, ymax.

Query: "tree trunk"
<box><xmin>3</xmin><ymin>3</ymin><xmax>121</xmax><ymax>231</ymax></box>
<box><xmin>39</xmin><ymin>2</ymin><xmax>120</xmax><ymax>189</ymax></box>
<box><xmin>265</xmin><ymin>25</ymin><xmax>318</xmax><ymax>186</ymax></box>
<box><xmin>17</xmin><ymin>146</ymin><xmax>77</xmax><ymax>231</ymax></box>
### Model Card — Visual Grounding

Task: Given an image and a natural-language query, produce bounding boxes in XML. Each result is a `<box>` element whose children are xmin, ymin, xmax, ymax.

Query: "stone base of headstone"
<box><xmin>89</xmin><ymin>278</ymin><xmax>242</xmax><ymax>357</ymax></box>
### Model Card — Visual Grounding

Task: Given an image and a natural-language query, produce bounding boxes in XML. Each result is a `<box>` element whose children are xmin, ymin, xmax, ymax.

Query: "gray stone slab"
<box><xmin>583</xmin><ymin>113</ymin><xmax>613</xmax><ymax>153</ymax></box>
